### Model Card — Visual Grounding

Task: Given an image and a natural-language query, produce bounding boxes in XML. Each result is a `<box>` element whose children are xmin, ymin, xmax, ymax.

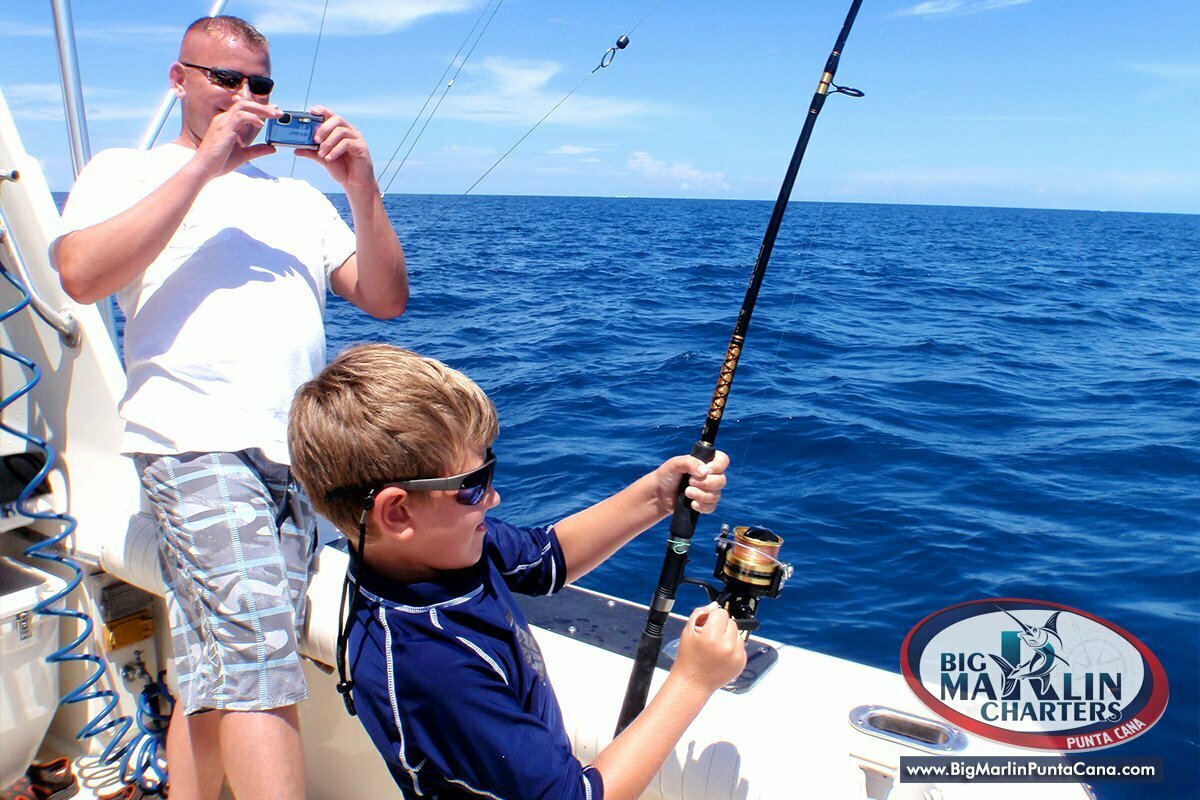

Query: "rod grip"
<box><xmin>615</xmin><ymin>623</ymin><xmax>665</xmax><ymax>733</ymax></box>
<box><xmin>667</xmin><ymin>440</ymin><xmax>717</xmax><ymax>542</ymax></box>
<box><xmin>615</xmin><ymin>441</ymin><xmax>717</xmax><ymax>735</ymax></box>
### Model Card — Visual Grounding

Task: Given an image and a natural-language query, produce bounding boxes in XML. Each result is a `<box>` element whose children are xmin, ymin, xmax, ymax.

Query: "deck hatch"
<box><xmin>850</xmin><ymin>704</ymin><xmax>968</xmax><ymax>753</ymax></box>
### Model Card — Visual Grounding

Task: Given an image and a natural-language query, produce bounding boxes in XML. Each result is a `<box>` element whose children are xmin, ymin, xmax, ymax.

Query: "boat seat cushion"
<box><xmin>102</xmin><ymin>512</ymin><xmax>346</xmax><ymax>668</ymax></box>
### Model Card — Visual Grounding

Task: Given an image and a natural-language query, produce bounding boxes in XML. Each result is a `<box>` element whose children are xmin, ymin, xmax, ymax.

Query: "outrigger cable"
<box><xmin>418</xmin><ymin>0</ymin><xmax>661</xmax><ymax>213</ymax></box>
<box><xmin>289</xmin><ymin>0</ymin><xmax>332</xmax><ymax>179</ymax></box>
<box><xmin>331</xmin><ymin>13</ymin><xmax>641</xmax><ymax>326</ymax></box>
<box><xmin>614</xmin><ymin>0</ymin><xmax>865</xmax><ymax>735</ymax></box>
<box><xmin>419</xmin><ymin>31</ymin><xmax>635</xmax><ymax>231</ymax></box>
<box><xmin>378</xmin><ymin>0</ymin><xmax>507</xmax><ymax>196</ymax></box>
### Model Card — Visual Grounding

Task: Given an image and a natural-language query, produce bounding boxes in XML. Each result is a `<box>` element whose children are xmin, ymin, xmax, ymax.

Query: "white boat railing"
<box><xmin>49</xmin><ymin>0</ymin><xmax>90</xmax><ymax>178</ymax></box>
<box><xmin>0</xmin><ymin>201</ymin><xmax>80</xmax><ymax>348</ymax></box>
<box><xmin>138</xmin><ymin>0</ymin><xmax>231</xmax><ymax>150</ymax></box>
<box><xmin>0</xmin><ymin>0</ymin><xmax>91</xmax><ymax>347</ymax></box>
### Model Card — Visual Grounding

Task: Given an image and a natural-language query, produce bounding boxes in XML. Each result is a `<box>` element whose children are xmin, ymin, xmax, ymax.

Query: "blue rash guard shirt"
<box><xmin>347</xmin><ymin>517</ymin><xmax>604</xmax><ymax>800</ymax></box>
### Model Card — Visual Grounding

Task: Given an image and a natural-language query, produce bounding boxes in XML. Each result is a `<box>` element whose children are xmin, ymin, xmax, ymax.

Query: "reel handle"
<box><xmin>679</xmin><ymin>578</ymin><xmax>763</xmax><ymax>632</ymax></box>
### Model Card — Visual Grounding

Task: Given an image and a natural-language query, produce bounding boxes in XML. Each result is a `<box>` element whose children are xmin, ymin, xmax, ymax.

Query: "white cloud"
<box><xmin>1122</xmin><ymin>63</ymin><xmax>1200</xmax><ymax>83</ymax></box>
<box><xmin>252</xmin><ymin>0</ymin><xmax>477</xmax><ymax>36</ymax></box>
<box><xmin>481</xmin><ymin>57</ymin><xmax>563</xmax><ymax>96</ymax></box>
<box><xmin>0</xmin><ymin>20</ymin><xmax>178</xmax><ymax>42</ymax></box>
<box><xmin>837</xmin><ymin>165</ymin><xmax>1200</xmax><ymax>212</ymax></box>
<box><xmin>940</xmin><ymin>115</ymin><xmax>1077</xmax><ymax>123</ymax></box>
<box><xmin>336</xmin><ymin>57</ymin><xmax>660</xmax><ymax>128</ymax></box>
<box><xmin>442</xmin><ymin>144</ymin><xmax>497</xmax><ymax>157</ymax></box>
<box><xmin>4</xmin><ymin>4</ymin><xmax>476</xmax><ymax>41</ymax></box>
<box><xmin>5</xmin><ymin>83</ymin><xmax>158</xmax><ymax>122</ymax></box>
<box><xmin>436</xmin><ymin>57</ymin><xmax>659</xmax><ymax>126</ymax></box>
<box><xmin>626</xmin><ymin>151</ymin><xmax>728</xmax><ymax>192</ymax></box>
<box><xmin>78</xmin><ymin>24</ymin><xmax>181</xmax><ymax>43</ymax></box>
<box><xmin>3</xmin><ymin>84</ymin><xmax>63</xmax><ymax>106</ymax></box>
<box><xmin>896</xmin><ymin>0</ymin><xmax>1032</xmax><ymax>18</ymax></box>
<box><xmin>550</xmin><ymin>145</ymin><xmax>599</xmax><ymax>155</ymax></box>
<box><xmin>899</xmin><ymin>1</ymin><xmax>962</xmax><ymax>14</ymax></box>
<box><xmin>3</xmin><ymin>21</ymin><xmax>52</xmax><ymax>36</ymax></box>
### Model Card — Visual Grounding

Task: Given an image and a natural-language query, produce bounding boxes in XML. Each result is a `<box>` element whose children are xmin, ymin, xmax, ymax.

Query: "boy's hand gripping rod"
<box><xmin>615</xmin><ymin>0</ymin><xmax>865</xmax><ymax>735</ymax></box>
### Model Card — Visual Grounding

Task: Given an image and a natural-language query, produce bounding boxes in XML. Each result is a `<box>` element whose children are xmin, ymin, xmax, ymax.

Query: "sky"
<box><xmin>2</xmin><ymin>0</ymin><xmax>1197</xmax><ymax>214</ymax></box>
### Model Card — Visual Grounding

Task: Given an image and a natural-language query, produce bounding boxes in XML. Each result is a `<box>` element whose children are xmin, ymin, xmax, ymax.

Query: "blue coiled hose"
<box><xmin>0</xmin><ymin>263</ymin><xmax>171</xmax><ymax>793</ymax></box>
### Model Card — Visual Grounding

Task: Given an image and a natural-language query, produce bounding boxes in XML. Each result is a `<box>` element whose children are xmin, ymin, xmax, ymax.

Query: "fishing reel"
<box><xmin>682</xmin><ymin>523</ymin><xmax>793</xmax><ymax>634</ymax></box>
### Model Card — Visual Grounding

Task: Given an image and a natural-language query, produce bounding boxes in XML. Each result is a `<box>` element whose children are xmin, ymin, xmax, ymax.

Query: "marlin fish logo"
<box><xmin>989</xmin><ymin>607</ymin><xmax>1070</xmax><ymax>696</ymax></box>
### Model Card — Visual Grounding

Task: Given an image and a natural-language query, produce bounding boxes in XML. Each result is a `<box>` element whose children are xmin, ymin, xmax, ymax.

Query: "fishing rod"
<box><xmin>615</xmin><ymin>0</ymin><xmax>865</xmax><ymax>735</ymax></box>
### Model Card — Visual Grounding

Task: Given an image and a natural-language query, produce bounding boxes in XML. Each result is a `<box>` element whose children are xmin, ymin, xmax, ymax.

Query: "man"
<box><xmin>53</xmin><ymin>16</ymin><xmax>407</xmax><ymax>800</ymax></box>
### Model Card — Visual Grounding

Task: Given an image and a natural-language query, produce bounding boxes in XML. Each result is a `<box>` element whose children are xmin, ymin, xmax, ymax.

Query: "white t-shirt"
<box><xmin>57</xmin><ymin>144</ymin><xmax>357</xmax><ymax>464</ymax></box>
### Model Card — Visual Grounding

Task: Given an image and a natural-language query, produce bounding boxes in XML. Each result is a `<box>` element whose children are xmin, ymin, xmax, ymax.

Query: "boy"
<box><xmin>288</xmin><ymin>344</ymin><xmax>746</xmax><ymax>800</ymax></box>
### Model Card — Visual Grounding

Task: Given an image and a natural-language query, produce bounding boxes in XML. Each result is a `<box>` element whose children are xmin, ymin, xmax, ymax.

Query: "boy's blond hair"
<box><xmin>288</xmin><ymin>344</ymin><xmax>499</xmax><ymax>536</ymax></box>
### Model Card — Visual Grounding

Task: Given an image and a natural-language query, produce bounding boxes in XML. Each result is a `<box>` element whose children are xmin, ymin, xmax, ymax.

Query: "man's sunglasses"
<box><xmin>180</xmin><ymin>62</ymin><xmax>274</xmax><ymax>96</ymax></box>
<box><xmin>325</xmin><ymin>450</ymin><xmax>496</xmax><ymax>507</ymax></box>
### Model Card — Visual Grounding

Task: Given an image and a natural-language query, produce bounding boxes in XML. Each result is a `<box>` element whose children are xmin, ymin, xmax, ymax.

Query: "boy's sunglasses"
<box><xmin>384</xmin><ymin>450</ymin><xmax>496</xmax><ymax>506</ymax></box>
<box><xmin>325</xmin><ymin>450</ymin><xmax>496</xmax><ymax>507</ymax></box>
<box><xmin>180</xmin><ymin>62</ymin><xmax>274</xmax><ymax>96</ymax></box>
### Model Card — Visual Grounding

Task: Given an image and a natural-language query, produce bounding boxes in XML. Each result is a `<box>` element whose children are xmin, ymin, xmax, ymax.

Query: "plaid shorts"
<box><xmin>135</xmin><ymin>450</ymin><xmax>317</xmax><ymax>714</ymax></box>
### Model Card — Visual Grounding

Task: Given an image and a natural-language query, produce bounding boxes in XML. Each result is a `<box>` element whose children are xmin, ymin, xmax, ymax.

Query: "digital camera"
<box><xmin>265</xmin><ymin>111</ymin><xmax>324</xmax><ymax>149</ymax></box>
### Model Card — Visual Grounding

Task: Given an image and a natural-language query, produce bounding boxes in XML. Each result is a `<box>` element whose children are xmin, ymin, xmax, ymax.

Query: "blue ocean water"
<box><xmin>325</xmin><ymin>195</ymin><xmax>1197</xmax><ymax>797</ymax></box>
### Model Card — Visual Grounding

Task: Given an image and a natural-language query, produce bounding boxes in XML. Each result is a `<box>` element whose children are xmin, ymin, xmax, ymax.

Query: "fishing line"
<box><xmin>377</xmin><ymin>0</ymin><xmax>507</xmax><ymax>195</ymax></box>
<box><xmin>424</xmin><ymin>69</ymin><xmax>599</xmax><ymax>226</ymax></box>
<box><xmin>626</xmin><ymin>0</ymin><xmax>664</xmax><ymax>37</ymax></box>
<box><xmin>403</xmin><ymin>0</ymin><xmax>666</xmax><ymax>233</ymax></box>
<box><xmin>289</xmin><ymin>0</ymin><xmax>332</xmax><ymax>179</ymax></box>
<box><xmin>727</xmin><ymin>105</ymin><xmax>857</xmax><ymax>485</ymax></box>
<box><xmin>300</xmin><ymin>0</ymin><xmax>332</xmax><ymax>112</ymax></box>
<box><xmin>716</xmin><ymin>92</ymin><xmax>868</xmax><ymax>559</ymax></box>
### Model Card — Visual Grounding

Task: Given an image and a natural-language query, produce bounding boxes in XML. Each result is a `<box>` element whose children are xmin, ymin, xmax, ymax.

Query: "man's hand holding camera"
<box><xmin>295</xmin><ymin>105</ymin><xmax>377</xmax><ymax>194</ymax></box>
<box><xmin>192</xmin><ymin>97</ymin><xmax>279</xmax><ymax>179</ymax></box>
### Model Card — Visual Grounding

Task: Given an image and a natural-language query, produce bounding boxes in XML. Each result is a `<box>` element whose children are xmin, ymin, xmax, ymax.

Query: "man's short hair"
<box><xmin>182</xmin><ymin>15</ymin><xmax>269</xmax><ymax>53</ymax></box>
<box><xmin>288</xmin><ymin>344</ymin><xmax>499</xmax><ymax>537</ymax></box>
